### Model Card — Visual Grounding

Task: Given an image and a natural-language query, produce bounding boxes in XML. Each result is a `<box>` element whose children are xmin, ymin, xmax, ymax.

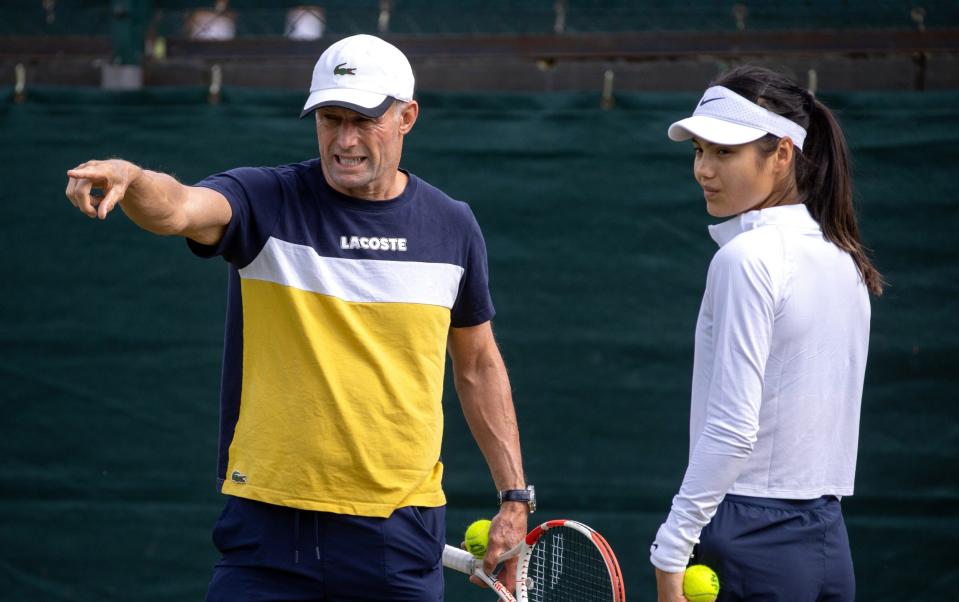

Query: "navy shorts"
<box><xmin>205</xmin><ymin>496</ymin><xmax>446</xmax><ymax>602</ymax></box>
<box><xmin>693</xmin><ymin>494</ymin><xmax>854</xmax><ymax>602</ymax></box>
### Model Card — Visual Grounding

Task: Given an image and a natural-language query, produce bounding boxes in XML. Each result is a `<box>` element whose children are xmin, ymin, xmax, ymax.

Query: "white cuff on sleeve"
<box><xmin>649</xmin><ymin>520</ymin><xmax>696</xmax><ymax>573</ymax></box>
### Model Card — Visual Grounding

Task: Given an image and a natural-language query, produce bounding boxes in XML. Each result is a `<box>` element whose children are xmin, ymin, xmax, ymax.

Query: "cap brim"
<box><xmin>300</xmin><ymin>88</ymin><xmax>395</xmax><ymax>118</ymax></box>
<box><xmin>668</xmin><ymin>116</ymin><xmax>767</xmax><ymax>146</ymax></box>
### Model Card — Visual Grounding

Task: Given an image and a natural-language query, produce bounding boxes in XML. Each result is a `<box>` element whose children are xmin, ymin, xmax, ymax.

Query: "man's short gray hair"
<box><xmin>392</xmin><ymin>100</ymin><xmax>409</xmax><ymax>123</ymax></box>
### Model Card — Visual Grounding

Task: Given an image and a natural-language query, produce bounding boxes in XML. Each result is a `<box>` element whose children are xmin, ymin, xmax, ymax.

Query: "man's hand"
<box><xmin>66</xmin><ymin>159</ymin><xmax>142</xmax><ymax>220</ymax></box>
<box><xmin>64</xmin><ymin>159</ymin><xmax>230</xmax><ymax>242</ymax></box>
<box><xmin>470</xmin><ymin>502</ymin><xmax>527</xmax><ymax>590</ymax></box>
<box><xmin>656</xmin><ymin>567</ymin><xmax>687</xmax><ymax>602</ymax></box>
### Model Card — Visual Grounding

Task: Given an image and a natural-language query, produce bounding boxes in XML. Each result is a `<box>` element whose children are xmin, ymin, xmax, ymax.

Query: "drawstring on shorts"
<box><xmin>292</xmin><ymin>509</ymin><xmax>321</xmax><ymax>563</ymax></box>
<box><xmin>293</xmin><ymin>509</ymin><xmax>301</xmax><ymax>563</ymax></box>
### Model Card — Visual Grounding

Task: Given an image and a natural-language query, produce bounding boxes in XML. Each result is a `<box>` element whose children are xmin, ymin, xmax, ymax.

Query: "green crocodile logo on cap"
<box><xmin>334</xmin><ymin>62</ymin><xmax>356</xmax><ymax>76</ymax></box>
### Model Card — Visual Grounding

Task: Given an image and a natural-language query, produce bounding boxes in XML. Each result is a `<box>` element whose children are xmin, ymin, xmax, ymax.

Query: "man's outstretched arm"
<box><xmin>65</xmin><ymin>158</ymin><xmax>231</xmax><ymax>245</ymax></box>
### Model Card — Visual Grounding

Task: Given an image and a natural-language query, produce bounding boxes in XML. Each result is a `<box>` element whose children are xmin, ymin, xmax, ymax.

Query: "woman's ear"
<box><xmin>775</xmin><ymin>137</ymin><xmax>796</xmax><ymax>172</ymax></box>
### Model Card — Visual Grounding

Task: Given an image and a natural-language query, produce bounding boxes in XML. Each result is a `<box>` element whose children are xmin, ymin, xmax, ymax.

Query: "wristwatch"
<box><xmin>497</xmin><ymin>484</ymin><xmax>536</xmax><ymax>513</ymax></box>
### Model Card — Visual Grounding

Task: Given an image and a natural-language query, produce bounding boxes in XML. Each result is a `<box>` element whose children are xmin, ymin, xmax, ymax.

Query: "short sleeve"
<box><xmin>187</xmin><ymin>167</ymin><xmax>285</xmax><ymax>267</ymax></box>
<box><xmin>450</xmin><ymin>207</ymin><xmax>495</xmax><ymax>328</ymax></box>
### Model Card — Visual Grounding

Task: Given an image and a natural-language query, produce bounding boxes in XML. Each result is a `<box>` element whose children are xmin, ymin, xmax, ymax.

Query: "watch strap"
<box><xmin>497</xmin><ymin>484</ymin><xmax>536</xmax><ymax>512</ymax></box>
<box><xmin>499</xmin><ymin>489</ymin><xmax>532</xmax><ymax>503</ymax></box>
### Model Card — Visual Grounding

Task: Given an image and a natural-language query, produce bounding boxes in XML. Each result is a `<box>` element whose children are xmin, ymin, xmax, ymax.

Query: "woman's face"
<box><xmin>692</xmin><ymin>137</ymin><xmax>785</xmax><ymax>218</ymax></box>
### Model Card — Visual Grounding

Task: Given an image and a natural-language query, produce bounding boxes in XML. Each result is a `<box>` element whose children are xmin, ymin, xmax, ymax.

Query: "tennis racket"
<box><xmin>443</xmin><ymin>518</ymin><xmax>626</xmax><ymax>602</ymax></box>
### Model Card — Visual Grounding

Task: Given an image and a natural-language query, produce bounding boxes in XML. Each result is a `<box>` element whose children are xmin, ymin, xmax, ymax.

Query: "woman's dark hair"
<box><xmin>714</xmin><ymin>65</ymin><xmax>884</xmax><ymax>296</ymax></box>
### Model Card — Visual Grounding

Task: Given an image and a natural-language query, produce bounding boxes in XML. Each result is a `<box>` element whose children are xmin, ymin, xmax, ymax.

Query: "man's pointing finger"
<box><xmin>67</xmin><ymin>168</ymin><xmax>104</xmax><ymax>182</ymax></box>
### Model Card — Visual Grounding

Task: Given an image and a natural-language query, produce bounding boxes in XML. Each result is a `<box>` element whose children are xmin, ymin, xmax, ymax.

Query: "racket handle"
<box><xmin>442</xmin><ymin>545</ymin><xmax>479</xmax><ymax>575</ymax></box>
<box><xmin>442</xmin><ymin>545</ymin><xmax>517</xmax><ymax>602</ymax></box>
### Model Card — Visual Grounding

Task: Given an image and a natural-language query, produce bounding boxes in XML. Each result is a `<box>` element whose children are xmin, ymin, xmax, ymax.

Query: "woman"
<box><xmin>650</xmin><ymin>65</ymin><xmax>883</xmax><ymax>601</ymax></box>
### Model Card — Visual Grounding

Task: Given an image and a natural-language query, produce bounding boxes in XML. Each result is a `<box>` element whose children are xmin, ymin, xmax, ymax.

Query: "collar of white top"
<box><xmin>708</xmin><ymin>204</ymin><xmax>820</xmax><ymax>247</ymax></box>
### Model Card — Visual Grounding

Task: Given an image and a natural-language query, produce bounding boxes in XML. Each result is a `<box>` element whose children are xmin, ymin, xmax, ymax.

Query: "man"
<box><xmin>65</xmin><ymin>34</ymin><xmax>531</xmax><ymax>601</ymax></box>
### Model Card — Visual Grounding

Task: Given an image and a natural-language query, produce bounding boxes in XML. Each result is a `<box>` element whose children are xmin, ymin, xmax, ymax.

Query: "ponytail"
<box><xmin>714</xmin><ymin>65</ymin><xmax>884</xmax><ymax>296</ymax></box>
<box><xmin>799</xmin><ymin>99</ymin><xmax>884</xmax><ymax>296</ymax></box>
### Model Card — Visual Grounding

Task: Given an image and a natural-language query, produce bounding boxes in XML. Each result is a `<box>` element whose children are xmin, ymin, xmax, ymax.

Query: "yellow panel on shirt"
<box><xmin>219</xmin><ymin>237</ymin><xmax>462</xmax><ymax>517</ymax></box>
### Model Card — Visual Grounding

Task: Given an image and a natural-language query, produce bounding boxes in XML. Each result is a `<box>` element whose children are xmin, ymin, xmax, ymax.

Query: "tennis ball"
<box><xmin>464</xmin><ymin>519</ymin><xmax>491</xmax><ymax>558</ymax></box>
<box><xmin>683</xmin><ymin>564</ymin><xmax>719</xmax><ymax>602</ymax></box>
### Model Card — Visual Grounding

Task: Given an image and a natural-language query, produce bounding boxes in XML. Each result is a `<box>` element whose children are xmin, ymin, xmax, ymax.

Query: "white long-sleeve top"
<box><xmin>650</xmin><ymin>204</ymin><xmax>871</xmax><ymax>573</ymax></box>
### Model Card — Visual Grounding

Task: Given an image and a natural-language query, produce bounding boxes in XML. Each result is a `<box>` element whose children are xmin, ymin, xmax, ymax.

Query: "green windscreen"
<box><xmin>1</xmin><ymin>86</ymin><xmax>957</xmax><ymax>600</ymax></box>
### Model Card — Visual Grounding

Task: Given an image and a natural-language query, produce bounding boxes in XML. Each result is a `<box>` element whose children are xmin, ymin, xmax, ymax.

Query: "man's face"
<box><xmin>314</xmin><ymin>101</ymin><xmax>418</xmax><ymax>200</ymax></box>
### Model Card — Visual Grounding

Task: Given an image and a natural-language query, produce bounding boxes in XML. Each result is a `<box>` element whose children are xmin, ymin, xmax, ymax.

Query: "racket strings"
<box><xmin>526</xmin><ymin>526</ymin><xmax>614</xmax><ymax>602</ymax></box>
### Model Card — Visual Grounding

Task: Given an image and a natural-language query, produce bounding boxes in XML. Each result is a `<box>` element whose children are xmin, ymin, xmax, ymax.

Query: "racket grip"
<box><xmin>442</xmin><ymin>545</ymin><xmax>479</xmax><ymax>575</ymax></box>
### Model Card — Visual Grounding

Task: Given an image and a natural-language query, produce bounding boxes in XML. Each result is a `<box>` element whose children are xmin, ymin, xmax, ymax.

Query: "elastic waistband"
<box><xmin>724</xmin><ymin>494</ymin><xmax>839</xmax><ymax>511</ymax></box>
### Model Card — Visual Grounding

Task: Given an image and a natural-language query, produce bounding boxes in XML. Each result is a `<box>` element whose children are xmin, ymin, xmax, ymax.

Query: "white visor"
<box><xmin>668</xmin><ymin>86</ymin><xmax>807</xmax><ymax>151</ymax></box>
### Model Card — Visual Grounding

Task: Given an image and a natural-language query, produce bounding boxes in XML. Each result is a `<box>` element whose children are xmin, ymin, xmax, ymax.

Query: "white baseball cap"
<box><xmin>668</xmin><ymin>85</ymin><xmax>806</xmax><ymax>151</ymax></box>
<box><xmin>300</xmin><ymin>34</ymin><xmax>415</xmax><ymax>119</ymax></box>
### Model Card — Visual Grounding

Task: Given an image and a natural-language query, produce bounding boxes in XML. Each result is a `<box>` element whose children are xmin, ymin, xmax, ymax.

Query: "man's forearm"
<box><xmin>67</xmin><ymin>158</ymin><xmax>230</xmax><ymax>244</ymax></box>
<box><xmin>454</xmin><ymin>352</ymin><xmax>525</xmax><ymax>491</ymax></box>
<box><xmin>122</xmin><ymin>166</ymin><xmax>193</xmax><ymax>236</ymax></box>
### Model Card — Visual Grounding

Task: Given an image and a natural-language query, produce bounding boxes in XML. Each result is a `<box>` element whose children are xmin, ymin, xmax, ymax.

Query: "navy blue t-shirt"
<box><xmin>186</xmin><ymin>158</ymin><xmax>494</xmax><ymax>515</ymax></box>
